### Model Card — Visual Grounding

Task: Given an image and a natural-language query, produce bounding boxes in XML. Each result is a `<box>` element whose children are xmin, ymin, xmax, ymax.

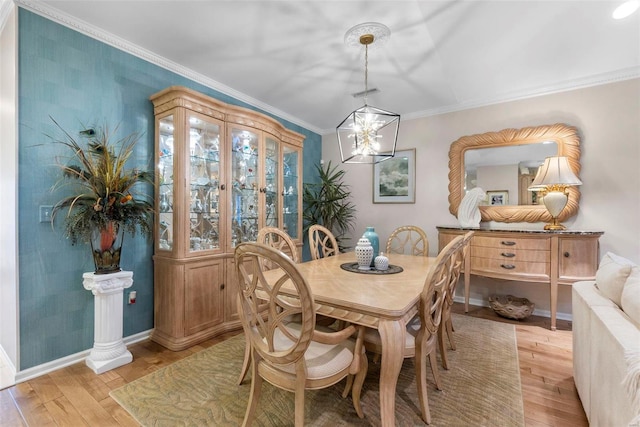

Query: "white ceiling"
<box><xmin>15</xmin><ymin>0</ymin><xmax>640</xmax><ymax>134</ymax></box>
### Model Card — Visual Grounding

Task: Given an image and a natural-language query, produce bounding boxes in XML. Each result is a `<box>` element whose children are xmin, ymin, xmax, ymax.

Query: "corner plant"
<box><xmin>48</xmin><ymin>118</ymin><xmax>154</xmax><ymax>270</ymax></box>
<box><xmin>303</xmin><ymin>161</ymin><xmax>356</xmax><ymax>251</ymax></box>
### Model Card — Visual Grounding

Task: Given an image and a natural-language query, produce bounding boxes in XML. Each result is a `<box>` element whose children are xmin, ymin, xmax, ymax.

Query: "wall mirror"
<box><xmin>448</xmin><ymin>123</ymin><xmax>581</xmax><ymax>223</ymax></box>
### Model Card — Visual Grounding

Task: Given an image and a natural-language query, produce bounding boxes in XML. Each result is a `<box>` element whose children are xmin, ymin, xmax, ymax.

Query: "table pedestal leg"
<box><xmin>378</xmin><ymin>319</ymin><xmax>406</xmax><ymax>427</ymax></box>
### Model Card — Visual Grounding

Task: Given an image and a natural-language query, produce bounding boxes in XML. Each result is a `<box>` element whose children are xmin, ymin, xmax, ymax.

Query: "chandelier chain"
<box><xmin>364</xmin><ymin>43</ymin><xmax>369</xmax><ymax>106</ymax></box>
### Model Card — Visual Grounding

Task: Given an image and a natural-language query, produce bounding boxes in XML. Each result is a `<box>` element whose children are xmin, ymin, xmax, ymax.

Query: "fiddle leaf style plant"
<box><xmin>48</xmin><ymin>118</ymin><xmax>154</xmax><ymax>251</ymax></box>
<box><xmin>303</xmin><ymin>161</ymin><xmax>356</xmax><ymax>251</ymax></box>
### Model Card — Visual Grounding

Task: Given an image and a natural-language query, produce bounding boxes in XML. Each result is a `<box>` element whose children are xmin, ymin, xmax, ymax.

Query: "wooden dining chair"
<box><xmin>237</xmin><ymin>226</ymin><xmax>300</xmax><ymax>385</ymax></box>
<box><xmin>234</xmin><ymin>242</ymin><xmax>368</xmax><ymax>426</ymax></box>
<box><xmin>438</xmin><ymin>231</ymin><xmax>474</xmax><ymax>370</ymax></box>
<box><xmin>257</xmin><ymin>226</ymin><xmax>299</xmax><ymax>263</ymax></box>
<box><xmin>386</xmin><ymin>225</ymin><xmax>429</xmax><ymax>257</ymax></box>
<box><xmin>308</xmin><ymin>224</ymin><xmax>339</xmax><ymax>260</ymax></box>
<box><xmin>361</xmin><ymin>234</ymin><xmax>464</xmax><ymax>424</ymax></box>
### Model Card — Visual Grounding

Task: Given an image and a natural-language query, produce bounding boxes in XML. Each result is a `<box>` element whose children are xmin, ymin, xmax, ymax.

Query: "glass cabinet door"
<box><xmin>188</xmin><ymin>113</ymin><xmax>222</xmax><ymax>253</ymax></box>
<box><xmin>282</xmin><ymin>144</ymin><xmax>300</xmax><ymax>239</ymax></box>
<box><xmin>157</xmin><ymin>115</ymin><xmax>175</xmax><ymax>251</ymax></box>
<box><xmin>265</xmin><ymin>137</ymin><xmax>279</xmax><ymax>229</ymax></box>
<box><xmin>230</xmin><ymin>127</ymin><xmax>260</xmax><ymax>248</ymax></box>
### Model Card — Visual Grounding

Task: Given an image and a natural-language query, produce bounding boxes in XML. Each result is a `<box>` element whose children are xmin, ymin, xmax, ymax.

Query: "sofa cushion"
<box><xmin>595</xmin><ymin>252</ymin><xmax>637</xmax><ymax>307</ymax></box>
<box><xmin>622</xmin><ymin>267</ymin><xmax>640</xmax><ymax>327</ymax></box>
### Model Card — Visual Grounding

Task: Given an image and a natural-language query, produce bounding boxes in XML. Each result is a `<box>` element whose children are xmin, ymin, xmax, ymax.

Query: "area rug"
<box><xmin>110</xmin><ymin>314</ymin><xmax>524</xmax><ymax>426</ymax></box>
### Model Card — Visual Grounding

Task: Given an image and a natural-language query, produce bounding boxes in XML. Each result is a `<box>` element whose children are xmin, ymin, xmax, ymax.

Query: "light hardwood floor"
<box><xmin>0</xmin><ymin>303</ymin><xmax>588</xmax><ymax>426</ymax></box>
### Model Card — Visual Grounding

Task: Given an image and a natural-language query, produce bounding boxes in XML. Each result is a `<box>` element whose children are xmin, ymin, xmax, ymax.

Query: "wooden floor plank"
<box><xmin>99</xmin><ymin>395</ymin><xmax>139</xmax><ymax>427</ymax></box>
<box><xmin>8</xmin><ymin>382</ymin><xmax>56</xmax><ymax>427</ymax></box>
<box><xmin>48</xmin><ymin>368</ymin><xmax>120</xmax><ymax>427</ymax></box>
<box><xmin>42</xmin><ymin>396</ymin><xmax>90</xmax><ymax>426</ymax></box>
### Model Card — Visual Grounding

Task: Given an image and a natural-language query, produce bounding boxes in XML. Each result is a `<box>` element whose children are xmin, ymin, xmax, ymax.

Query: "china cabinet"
<box><xmin>150</xmin><ymin>86</ymin><xmax>304</xmax><ymax>350</ymax></box>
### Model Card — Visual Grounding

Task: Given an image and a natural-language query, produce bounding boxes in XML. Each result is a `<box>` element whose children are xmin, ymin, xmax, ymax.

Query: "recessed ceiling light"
<box><xmin>613</xmin><ymin>0</ymin><xmax>639</xmax><ymax>19</ymax></box>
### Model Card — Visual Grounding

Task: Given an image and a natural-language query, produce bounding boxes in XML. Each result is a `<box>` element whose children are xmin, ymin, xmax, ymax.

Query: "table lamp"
<box><xmin>528</xmin><ymin>156</ymin><xmax>582</xmax><ymax>230</ymax></box>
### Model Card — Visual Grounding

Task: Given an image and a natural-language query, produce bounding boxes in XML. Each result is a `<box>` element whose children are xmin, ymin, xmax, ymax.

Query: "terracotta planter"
<box><xmin>90</xmin><ymin>222</ymin><xmax>125</xmax><ymax>274</ymax></box>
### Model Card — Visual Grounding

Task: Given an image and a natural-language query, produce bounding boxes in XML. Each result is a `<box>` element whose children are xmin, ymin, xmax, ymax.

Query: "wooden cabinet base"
<box><xmin>437</xmin><ymin>226</ymin><xmax>603</xmax><ymax>330</ymax></box>
<box><xmin>152</xmin><ymin>255</ymin><xmax>243</xmax><ymax>351</ymax></box>
<box><xmin>150</xmin><ymin>322</ymin><xmax>241</xmax><ymax>351</ymax></box>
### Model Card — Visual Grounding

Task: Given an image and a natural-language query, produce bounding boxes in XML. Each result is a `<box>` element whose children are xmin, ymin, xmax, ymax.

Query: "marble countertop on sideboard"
<box><xmin>436</xmin><ymin>225</ymin><xmax>604</xmax><ymax>236</ymax></box>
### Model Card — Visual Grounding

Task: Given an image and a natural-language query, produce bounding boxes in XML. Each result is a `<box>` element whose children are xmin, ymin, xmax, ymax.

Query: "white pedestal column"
<box><xmin>83</xmin><ymin>270</ymin><xmax>134</xmax><ymax>374</ymax></box>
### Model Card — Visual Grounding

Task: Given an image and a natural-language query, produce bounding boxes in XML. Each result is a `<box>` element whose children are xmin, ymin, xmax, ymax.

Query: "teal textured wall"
<box><xmin>18</xmin><ymin>8</ymin><xmax>321</xmax><ymax>369</ymax></box>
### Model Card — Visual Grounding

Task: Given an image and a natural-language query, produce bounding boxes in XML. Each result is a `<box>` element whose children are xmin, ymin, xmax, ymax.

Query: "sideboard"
<box><xmin>437</xmin><ymin>226</ymin><xmax>604</xmax><ymax>330</ymax></box>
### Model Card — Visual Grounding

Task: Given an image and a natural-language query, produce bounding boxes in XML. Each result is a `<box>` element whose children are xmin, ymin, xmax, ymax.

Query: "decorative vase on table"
<box><xmin>90</xmin><ymin>221</ymin><xmax>125</xmax><ymax>274</ymax></box>
<box><xmin>355</xmin><ymin>237</ymin><xmax>374</xmax><ymax>270</ymax></box>
<box><xmin>363</xmin><ymin>226</ymin><xmax>379</xmax><ymax>267</ymax></box>
<box><xmin>375</xmin><ymin>252</ymin><xmax>389</xmax><ymax>271</ymax></box>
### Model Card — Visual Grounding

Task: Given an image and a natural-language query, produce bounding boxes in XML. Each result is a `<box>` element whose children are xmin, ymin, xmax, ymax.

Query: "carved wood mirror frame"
<box><xmin>448</xmin><ymin>123</ymin><xmax>581</xmax><ymax>223</ymax></box>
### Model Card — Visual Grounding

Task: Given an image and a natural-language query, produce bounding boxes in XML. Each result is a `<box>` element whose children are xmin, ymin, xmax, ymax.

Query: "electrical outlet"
<box><xmin>128</xmin><ymin>291</ymin><xmax>137</xmax><ymax>305</ymax></box>
<box><xmin>39</xmin><ymin>205</ymin><xmax>53</xmax><ymax>223</ymax></box>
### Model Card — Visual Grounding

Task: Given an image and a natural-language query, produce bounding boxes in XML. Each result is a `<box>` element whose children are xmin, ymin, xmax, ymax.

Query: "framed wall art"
<box><xmin>487</xmin><ymin>190</ymin><xmax>509</xmax><ymax>206</ymax></box>
<box><xmin>373</xmin><ymin>148</ymin><xmax>416</xmax><ymax>204</ymax></box>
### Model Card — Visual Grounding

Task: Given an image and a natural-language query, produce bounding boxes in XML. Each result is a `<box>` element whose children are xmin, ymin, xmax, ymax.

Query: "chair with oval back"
<box><xmin>386</xmin><ymin>225</ymin><xmax>429</xmax><ymax>257</ymax></box>
<box><xmin>257</xmin><ymin>226</ymin><xmax>299</xmax><ymax>263</ymax></box>
<box><xmin>237</xmin><ymin>226</ymin><xmax>301</xmax><ymax>385</ymax></box>
<box><xmin>361</xmin><ymin>234</ymin><xmax>464</xmax><ymax>423</ymax></box>
<box><xmin>235</xmin><ymin>242</ymin><xmax>368</xmax><ymax>426</ymax></box>
<box><xmin>308</xmin><ymin>224</ymin><xmax>339</xmax><ymax>260</ymax></box>
<box><xmin>437</xmin><ymin>231</ymin><xmax>474</xmax><ymax>370</ymax></box>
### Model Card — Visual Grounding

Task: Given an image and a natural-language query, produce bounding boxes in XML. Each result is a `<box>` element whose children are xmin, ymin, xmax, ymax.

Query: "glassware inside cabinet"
<box><xmin>189</xmin><ymin>114</ymin><xmax>221</xmax><ymax>252</ymax></box>
<box><xmin>283</xmin><ymin>145</ymin><xmax>299</xmax><ymax>239</ymax></box>
<box><xmin>265</xmin><ymin>137</ymin><xmax>279</xmax><ymax>229</ymax></box>
<box><xmin>231</xmin><ymin>128</ymin><xmax>259</xmax><ymax>247</ymax></box>
<box><xmin>158</xmin><ymin>115</ymin><xmax>175</xmax><ymax>251</ymax></box>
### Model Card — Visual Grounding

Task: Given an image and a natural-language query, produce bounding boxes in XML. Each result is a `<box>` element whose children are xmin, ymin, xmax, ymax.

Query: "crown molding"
<box><xmin>319</xmin><ymin>66</ymin><xmax>640</xmax><ymax>134</ymax></box>
<box><xmin>14</xmin><ymin>0</ymin><xmax>322</xmax><ymax>135</ymax></box>
<box><xmin>400</xmin><ymin>67</ymin><xmax>640</xmax><ymax>124</ymax></box>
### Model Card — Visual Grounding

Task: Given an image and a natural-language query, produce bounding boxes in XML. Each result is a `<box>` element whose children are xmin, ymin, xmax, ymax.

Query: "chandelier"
<box><xmin>337</xmin><ymin>22</ymin><xmax>400</xmax><ymax>164</ymax></box>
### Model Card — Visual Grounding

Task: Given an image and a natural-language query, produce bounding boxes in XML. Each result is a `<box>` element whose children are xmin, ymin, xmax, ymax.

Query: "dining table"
<box><xmin>264</xmin><ymin>251</ymin><xmax>437</xmax><ymax>427</ymax></box>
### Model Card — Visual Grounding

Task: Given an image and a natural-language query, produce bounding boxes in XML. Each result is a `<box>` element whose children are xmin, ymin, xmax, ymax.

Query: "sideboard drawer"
<box><xmin>470</xmin><ymin>257</ymin><xmax>550</xmax><ymax>279</ymax></box>
<box><xmin>473</xmin><ymin>246</ymin><xmax>549</xmax><ymax>263</ymax></box>
<box><xmin>472</xmin><ymin>235</ymin><xmax>550</xmax><ymax>251</ymax></box>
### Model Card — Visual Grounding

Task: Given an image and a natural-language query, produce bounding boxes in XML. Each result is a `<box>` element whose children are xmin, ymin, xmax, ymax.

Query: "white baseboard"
<box><xmin>453</xmin><ymin>296</ymin><xmax>573</xmax><ymax>322</ymax></box>
<box><xmin>14</xmin><ymin>329</ymin><xmax>152</xmax><ymax>384</ymax></box>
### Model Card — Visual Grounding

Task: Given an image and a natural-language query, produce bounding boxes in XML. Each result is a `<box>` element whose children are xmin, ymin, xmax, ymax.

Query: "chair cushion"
<box><xmin>595</xmin><ymin>252</ymin><xmax>637</xmax><ymax>307</ymax></box>
<box><xmin>271</xmin><ymin>324</ymin><xmax>355</xmax><ymax>380</ymax></box>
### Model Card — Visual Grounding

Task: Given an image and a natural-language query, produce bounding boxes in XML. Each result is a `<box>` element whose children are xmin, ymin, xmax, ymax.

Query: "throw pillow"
<box><xmin>621</xmin><ymin>267</ymin><xmax>640</xmax><ymax>326</ymax></box>
<box><xmin>595</xmin><ymin>252</ymin><xmax>636</xmax><ymax>307</ymax></box>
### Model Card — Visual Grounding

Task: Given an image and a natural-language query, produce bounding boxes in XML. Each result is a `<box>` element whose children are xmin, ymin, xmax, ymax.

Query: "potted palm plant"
<box><xmin>49</xmin><ymin>118</ymin><xmax>154</xmax><ymax>274</ymax></box>
<box><xmin>303</xmin><ymin>161</ymin><xmax>356</xmax><ymax>251</ymax></box>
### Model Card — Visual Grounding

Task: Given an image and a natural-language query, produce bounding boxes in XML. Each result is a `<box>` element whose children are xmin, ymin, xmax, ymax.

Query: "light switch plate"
<box><xmin>39</xmin><ymin>205</ymin><xmax>53</xmax><ymax>223</ymax></box>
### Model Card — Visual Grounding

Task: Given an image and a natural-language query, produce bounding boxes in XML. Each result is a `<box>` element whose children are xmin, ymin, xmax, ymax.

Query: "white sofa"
<box><xmin>573</xmin><ymin>252</ymin><xmax>640</xmax><ymax>427</ymax></box>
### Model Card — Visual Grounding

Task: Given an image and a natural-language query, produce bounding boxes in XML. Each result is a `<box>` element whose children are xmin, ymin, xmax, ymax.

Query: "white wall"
<box><xmin>0</xmin><ymin>4</ymin><xmax>19</xmax><ymax>373</ymax></box>
<box><xmin>322</xmin><ymin>78</ymin><xmax>640</xmax><ymax>318</ymax></box>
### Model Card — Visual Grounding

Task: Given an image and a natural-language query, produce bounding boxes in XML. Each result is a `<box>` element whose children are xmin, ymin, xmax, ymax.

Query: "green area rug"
<box><xmin>111</xmin><ymin>314</ymin><xmax>524</xmax><ymax>426</ymax></box>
